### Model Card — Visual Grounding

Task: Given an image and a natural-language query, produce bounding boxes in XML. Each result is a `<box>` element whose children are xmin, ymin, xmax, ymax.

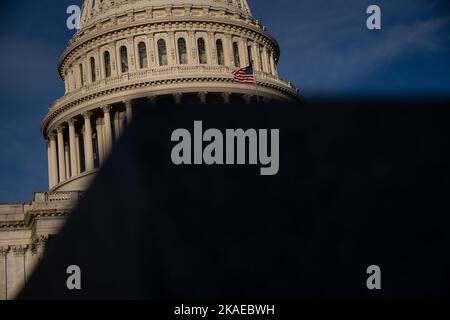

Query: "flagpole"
<box><xmin>253</xmin><ymin>65</ymin><xmax>260</xmax><ymax>104</ymax></box>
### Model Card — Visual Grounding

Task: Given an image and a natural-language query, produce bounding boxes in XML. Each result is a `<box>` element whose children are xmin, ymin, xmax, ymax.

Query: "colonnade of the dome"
<box><xmin>45</xmin><ymin>91</ymin><xmax>261</xmax><ymax>190</ymax></box>
<box><xmin>46</xmin><ymin>101</ymin><xmax>132</xmax><ymax>190</ymax></box>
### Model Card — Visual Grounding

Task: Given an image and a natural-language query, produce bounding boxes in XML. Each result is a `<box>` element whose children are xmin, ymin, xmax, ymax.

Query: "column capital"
<box><xmin>48</xmin><ymin>132</ymin><xmax>57</xmax><ymax>140</ymax></box>
<box><xmin>221</xmin><ymin>92</ymin><xmax>231</xmax><ymax>104</ymax></box>
<box><xmin>0</xmin><ymin>246</ymin><xmax>10</xmax><ymax>257</ymax></box>
<box><xmin>198</xmin><ymin>91</ymin><xmax>208</xmax><ymax>104</ymax></box>
<box><xmin>147</xmin><ymin>96</ymin><xmax>157</xmax><ymax>105</ymax></box>
<box><xmin>174</xmin><ymin>93</ymin><xmax>182</xmax><ymax>104</ymax></box>
<box><xmin>101</xmin><ymin>105</ymin><xmax>112</xmax><ymax>113</ymax></box>
<box><xmin>67</xmin><ymin>118</ymin><xmax>77</xmax><ymax>126</ymax></box>
<box><xmin>82</xmin><ymin>111</ymin><xmax>93</xmax><ymax>120</ymax></box>
<box><xmin>12</xmin><ymin>245</ymin><xmax>28</xmax><ymax>257</ymax></box>
<box><xmin>56</xmin><ymin>126</ymin><xmax>65</xmax><ymax>133</ymax></box>
<box><xmin>124</xmin><ymin>100</ymin><xmax>134</xmax><ymax>108</ymax></box>
<box><xmin>243</xmin><ymin>94</ymin><xmax>252</xmax><ymax>104</ymax></box>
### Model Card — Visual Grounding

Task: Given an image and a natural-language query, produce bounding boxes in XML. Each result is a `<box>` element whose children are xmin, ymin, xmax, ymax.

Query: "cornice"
<box><xmin>41</xmin><ymin>71</ymin><xmax>300</xmax><ymax>135</ymax></box>
<box><xmin>0</xmin><ymin>210</ymin><xmax>70</xmax><ymax>231</ymax></box>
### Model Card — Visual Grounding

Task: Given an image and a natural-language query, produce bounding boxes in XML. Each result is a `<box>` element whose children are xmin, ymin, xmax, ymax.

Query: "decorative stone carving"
<box><xmin>0</xmin><ymin>247</ymin><xmax>10</xmax><ymax>258</ymax></box>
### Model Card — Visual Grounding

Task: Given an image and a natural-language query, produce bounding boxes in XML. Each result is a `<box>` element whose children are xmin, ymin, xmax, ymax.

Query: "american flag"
<box><xmin>232</xmin><ymin>65</ymin><xmax>256</xmax><ymax>84</ymax></box>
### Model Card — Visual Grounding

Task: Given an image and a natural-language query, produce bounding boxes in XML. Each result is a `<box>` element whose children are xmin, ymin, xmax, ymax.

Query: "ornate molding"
<box><xmin>101</xmin><ymin>104</ymin><xmax>113</xmax><ymax>113</ymax></box>
<box><xmin>31</xmin><ymin>235</ymin><xmax>49</xmax><ymax>254</ymax></box>
<box><xmin>42</xmin><ymin>70</ymin><xmax>299</xmax><ymax>135</ymax></box>
<box><xmin>0</xmin><ymin>246</ymin><xmax>10</xmax><ymax>257</ymax></box>
<box><xmin>12</xmin><ymin>245</ymin><xmax>29</xmax><ymax>257</ymax></box>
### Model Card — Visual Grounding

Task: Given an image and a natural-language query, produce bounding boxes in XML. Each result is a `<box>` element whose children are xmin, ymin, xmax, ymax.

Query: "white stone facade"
<box><xmin>0</xmin><ymin>0</ymin><xmax>300</xmax><ymax>299</ymax></box>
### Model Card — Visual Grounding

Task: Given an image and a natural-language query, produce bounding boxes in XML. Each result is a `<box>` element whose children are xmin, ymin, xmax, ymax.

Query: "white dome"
<box><xmin>80</xmin><ymin>0</ymin><xmax>252</xmax><ymax>29</ymax></box>
<box><xmin>43</xmin><ymin>0</ymin><xmax>300</xmax><ymax>193</ymax></box>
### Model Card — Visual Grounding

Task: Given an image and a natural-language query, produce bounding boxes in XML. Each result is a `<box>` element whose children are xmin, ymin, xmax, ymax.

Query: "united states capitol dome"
<box><xmin>42</xmin><ymin>0</ymin><xmax>300</xmax><ymax>193</ymax></box>
<box><xmin>80</xmin><ymin>0</ymin><xmax>253</xmax><ymax>29</ymax></box>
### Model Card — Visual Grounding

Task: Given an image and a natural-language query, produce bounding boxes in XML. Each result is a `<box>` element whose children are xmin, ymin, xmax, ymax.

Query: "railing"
<box><xmin>51</xmin><ymin>65</ymin><xmax>298</xmax><ymax>111</ymax></box>
<box><xmin>33</xmin><ymin>191</ymin><xmax>83</xmax><ymax>204</ymax></box>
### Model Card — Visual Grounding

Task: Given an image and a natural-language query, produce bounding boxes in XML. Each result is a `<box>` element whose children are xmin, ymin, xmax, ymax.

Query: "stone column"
<box><xmin>24</xmin><ymin>247</ymin><xmax>35</xmax><ymax>284</ymax></box>
<box><xmin>64</xmin><ymin>144</ymin><xmax>70</xmax><ymax>178</ymax></box>
<box><xmin>124</xmin><ymin>100</ymin><xmax>134</xmax><ymax>125</ymax></box>
<box><xmin>198</xmin><ymin>92</ymin><xmax>207</xmax><ymax>104</ymax></box>
<box><xmin>147</xmin><ymin>96</ymin><xmax>157</xmax><ymax>106</ymax></box>
<box><xmin>263</xmin><ymin>47</ymin><xmax>270</xmax><ymax>73</ymax></box>
<box><xmin>253</xmin><ymin>43</ymin><xmax>261</xmax><ymax>71</ymax></box>
<box><xmin>96</xmin><ymin>118</ymin><xmax>105</xmax><ymax>165</ymax></box>
<box><xmin>83</xmin><ymin>112</ymin><xmax>95</xmax><ymax>171</ymax></box>
<box><xmin>114</xmin><ymin>112</ymin><xmax>121</xmax><ymax>141</ymax></box>
<box><xmin>49</xmin><ymin>133</ymin><xmax>58</xmax><ymax>188</ymax></box>
<box><xmin>270</xmin><ymin>52</ymin><xmax>277</xmax><ymax>75</ymax></box>
<box><xmin>174</xmin><ymin>93</ymin><xmax>182</xmax><ymax>105</ymax></box>
<box><xmin>148</xmin><ymin>34</ymin><xmax>156</xmax><ymax>67</ymax></box>
<box><xmin>57</xmin><ymin>126</ymin><xmax>66</xmax><ymax>182</ymax></box>
<box><xmin>9</xmin><ymin>246</ymin><xmax>26</xmax><ymax>299</ymax></box>
<box><xmin>168</xmin><ymin>32</ymin><xmax>176</xmax><ymax>65</ymax></box>
<box><xmin>243</xmin><ymin>94</ymin><xmax>252</xmax><ymax>105</ymax></box>
<box><xmin>0</xmin><ymin>247</ymin><xmax>8</xmax><ymax>300</ymax></box>
<box><xmin>68</xmin><ymin>119</ymin><xmax>79</xmax><ymax>177</ymax></box>
<box><xmin>102</xmin><ymin>105</ymin><xmax>113</xmax><ymax>155</ymax></box>
<box><xmin>223</xmin><ymin>34</ymin><xmax>232</xmax><ymax>67</ymax></box>
<box><xmin>222</xmin><ymin>92</ymin><xmax>231</xmax><ymax>104</ymax></box>
<box><xmin>75</xmin><ymin>134</ymin><xmax>81</xmax><ymax>174</ymax></box>
<box><xmin>120</xmin><ymin>112</ymin><xmax>127</xmax><ymax>132</ymax></box>
<box><xmin>208</xmin><ymin>32</ymin><xmax>217</xmax><ymax>65</ymax></box>
<box><xmin>127</xmin><ymin>37</ymin><xmax>137</xmax><ymax>72</ymax></box>
<box><xmin>241</xmin><ymin>39</ymin><xmax>249</xmax><ymax>67</ymax></box>
<box><xmin>188</xmin><ymin>31</ymin><xmax>196</xmax><ymax>64</ymax></box>
<box><xmin>46</xmin><ymin>140</ymin><xmax>52</xmax><ymax>190</ymax></box>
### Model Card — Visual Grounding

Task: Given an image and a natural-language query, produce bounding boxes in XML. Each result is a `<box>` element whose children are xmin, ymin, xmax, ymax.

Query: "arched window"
<box><xmin>138</xmin><ymin>42</ymin><xmax>148</xmax><ymax>69</ymax></box>
<box><xmin>216</xmin><ymin>39</ymin><xmax>225</xmax><ymax>66</ymax></box>
<box><xmin>233</xmin><ymin>42</ymin><xmax>240</xmax><ymax>67</ymax></box>
<box><xmin>258</xmin><ymin>46</ymin><xmax>263</xmax><ymax>71</ymax></box>
<box><xmin>197</xmin><ymin>38</ymin><xmax>207</xmax><ymax>64</ymax></box>
<box><xmin>247</xmin><ymin>45</ymin><xmax>254</xmax><ymax>66</ymax></box>
<box><xmin>157</xmin><ymin>39</ymin><xmax>168</xmax><ymax>66</ymax></box>
<box><xmin>120</xmin><ymin>46</ymin><xmax>129</xmax><ymax>73</ymax></box>
<box><xmin>90</xmin><ymin>57</ymin><xmax>96</xmax><ymax>82</ymax></box>
<box><xmin>79</xmin><ymin>64</ymin><xmax>84</xmax><ymax>86</ymax></box>
<box><xmin>72</xmin><ymin>70</ymin><xmax>76</xmax><ymax>89</ymax></box>
<box><xmin>177</xmin><ymin>38</ymin><xmax>187</xmax><ymax>64</ymax></box>
<box><xmin>104</xmin><ymin>51</ymin><xmax>111</xmax><ymax>78</ymax></box>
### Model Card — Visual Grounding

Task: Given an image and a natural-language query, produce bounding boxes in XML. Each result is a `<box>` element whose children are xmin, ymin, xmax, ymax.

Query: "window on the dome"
<box><xmin>158</xmin><ymin>39</ymin><xmax>168</xmax><ymax>66</ymax></box>
<box><xmin>247</xmin><ymin>45</ymin><xmax>254</xmax><ymax>66</ymax></box>
<box><xmin>233</xmin><ymin>42</ymin><xmax>240</xmax><ymax>67</ymax></box>
<box><xmin>79</xmin><ymin>64</ymin><xmax>84</xmax><ymax>86</ymax></box>
<box><xmin>177</xmin><ymin>38</ymin><xmax>187</xmax><ymax>65</ymax></box>
<box><xmin>138</xmin><ymin>42</ymin><xmax>148</xmax><ymax>69</ymax></box>
<box><xmin>197</xmin><ymin>38</ymin><xmax>207</xmax><ymax>64</ymax></box>
<box><xmin>216</xmin><ymin>39</ymin><xmax>225</xmax><ymax>66</ymax></box>
<box><xmin>258</xmin><ymin>46</ymin><xmax>263</xmax><ymax>71</ymax></box>
<box><xmin>90</xmin><ymin>57</ymin><xmax>96</xmax><ymax>82</ymax></box>
<box><xmin>104</xmin><ymin>51</ymin><xmax>111</xmax><ymax>78</ymax></box>
<box><xmin>120</xmin><ymin>46</ymin><xmax>129</xmax><ymax>73</ymax></box>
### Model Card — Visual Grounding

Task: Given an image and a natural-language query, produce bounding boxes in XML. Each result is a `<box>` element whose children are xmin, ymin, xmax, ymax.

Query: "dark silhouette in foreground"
<box><xmin>19</xmin><ymin>100</ymin><xmax>450</xmax><ymax>300</ymax></box>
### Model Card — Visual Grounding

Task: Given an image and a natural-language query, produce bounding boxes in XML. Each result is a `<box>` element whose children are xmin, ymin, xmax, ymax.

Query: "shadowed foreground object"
<box><xmin>19</xmin><ymin>101</ymin><xmax>450</xmax><ymax>300</ymax></box>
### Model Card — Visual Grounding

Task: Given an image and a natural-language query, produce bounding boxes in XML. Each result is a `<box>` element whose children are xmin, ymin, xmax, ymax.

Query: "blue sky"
<box><xmin>0</xmin><ymin>0</ymin><xmax>449</xmax><ymax>202</ymax></box>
